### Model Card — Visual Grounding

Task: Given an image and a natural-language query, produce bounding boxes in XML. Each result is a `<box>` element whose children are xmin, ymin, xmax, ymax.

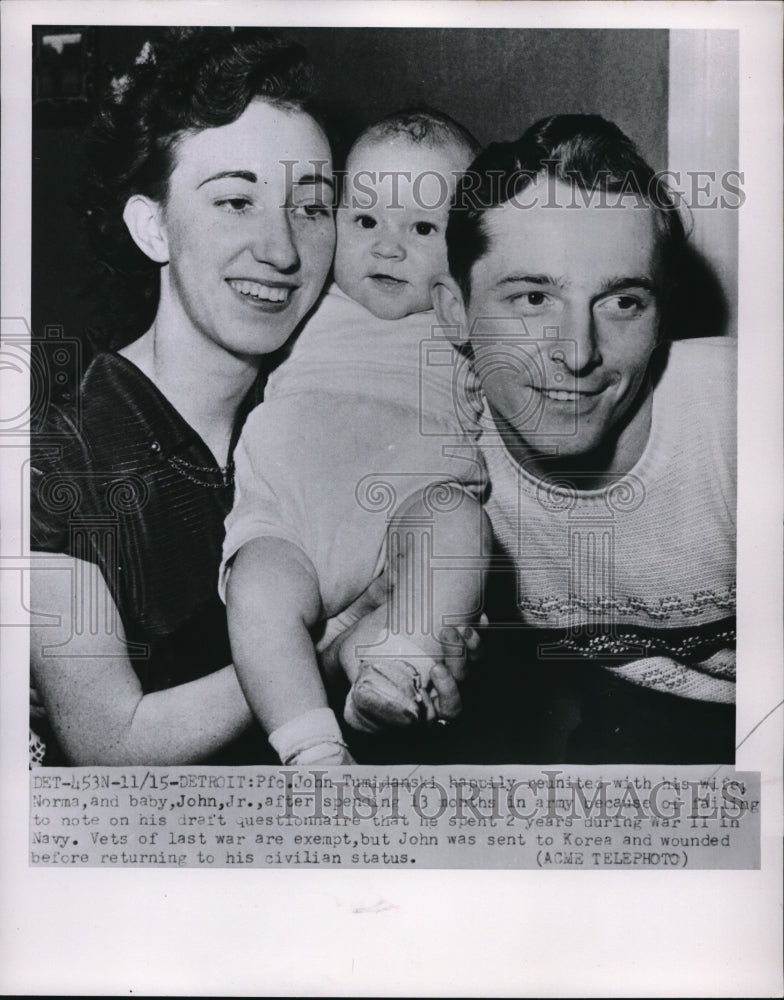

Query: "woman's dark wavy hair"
<box><xmin>447</xmin><ymin>114</ymin><xmax>688</xmax><ymax>332</ymax></box>
<box><xmin>81</xmin><ymin>27</ymin><xmax>318</xmax><ymax>348</ymax></box>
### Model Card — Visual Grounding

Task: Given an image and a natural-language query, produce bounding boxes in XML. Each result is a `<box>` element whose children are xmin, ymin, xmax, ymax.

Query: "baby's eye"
<box><xmin>356</xmin><ymin>215</ymin><xmax>377</xmax><ymax>229</ymax></box>
<box><xmin>292</xmin><ymin>203</ymin><xmax>331</xmax><ymax>219</ymax></box>
<box><xmin>216</xmin><ymin>197</ymin><xmax>252</xmax><ymax>214</ymax></box>
<box><xmin>414</xmin><ymin>221</ymin><xmax>437</xmax><ymax>236</ymax></box>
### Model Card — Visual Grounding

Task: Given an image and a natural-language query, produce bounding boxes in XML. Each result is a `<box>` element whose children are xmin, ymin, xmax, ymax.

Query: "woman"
<box><xmin>30</xmin><ymin>27</ymin><xmax>468</xmax><ymax>766</ymax></box>
<box><xmin>29</xmin><ymin>28</ymin><xmax>337</xmax><ymax>765</ymax></box>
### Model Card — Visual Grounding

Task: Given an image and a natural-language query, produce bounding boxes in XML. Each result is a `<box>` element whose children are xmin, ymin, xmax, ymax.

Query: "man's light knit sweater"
<box><xmin>478</xmin><ymin>338</ymin><xmax>736</xmax><ymax>703</ymax></box>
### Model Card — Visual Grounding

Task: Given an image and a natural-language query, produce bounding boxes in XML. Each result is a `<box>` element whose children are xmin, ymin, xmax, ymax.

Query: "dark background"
<box><xmin>32</xmin><ymin>26</ymin><xmax>673</xmax><ymax>378</ymax></box>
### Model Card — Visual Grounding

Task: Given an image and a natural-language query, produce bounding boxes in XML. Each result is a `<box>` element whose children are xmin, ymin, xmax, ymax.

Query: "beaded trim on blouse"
<box><xmin>166</xmin><ymin>453</ymin><xmax>235</xmax><ymax>488</ymax></box>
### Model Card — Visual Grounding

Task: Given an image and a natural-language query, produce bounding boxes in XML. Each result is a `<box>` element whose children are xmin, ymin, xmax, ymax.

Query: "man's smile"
<box><xmin>531</xmin><ymin>385</ymin><xmax>606</xmax><ymax>402</ymax></box>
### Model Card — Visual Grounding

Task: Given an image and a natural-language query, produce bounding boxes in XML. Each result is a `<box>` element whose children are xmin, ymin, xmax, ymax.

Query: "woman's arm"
<box><xmin>30</xmin><ymin>554</ymin><xmax>254</xmax><ymax>765</ymax></box>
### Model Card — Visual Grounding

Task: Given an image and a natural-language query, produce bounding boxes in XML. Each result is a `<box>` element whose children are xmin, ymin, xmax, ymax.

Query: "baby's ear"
<box><xmin>431</xmin><ymin>273</ymin><xmax>468</xmax><ymax>346</ymax></box>
<box><xmin>123</xmin><ymin>194</ymin><xmax>169</xmax><ymax>264</ymax></box>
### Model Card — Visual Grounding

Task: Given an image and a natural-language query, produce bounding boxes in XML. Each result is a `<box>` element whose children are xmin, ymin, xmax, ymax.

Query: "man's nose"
<box><xmin>250</xmin><ymin>209</ymin><xmax>301</xmax><ymax>272</ymax></box>
<box><xmin>554</xmin><ymin>306</ymin><xmax>602</xmax><ymax>376</ymax></box>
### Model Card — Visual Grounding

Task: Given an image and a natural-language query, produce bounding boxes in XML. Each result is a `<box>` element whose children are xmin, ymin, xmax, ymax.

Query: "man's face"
<box><xmin>456</xmin><ymin>177</ymin><xmax>662</xmax><ymax>478</ymax></box>
<box><xmin>335</xmin><ymin>137</ymin><xmax>468</xmax><ymax>320</ymax></box>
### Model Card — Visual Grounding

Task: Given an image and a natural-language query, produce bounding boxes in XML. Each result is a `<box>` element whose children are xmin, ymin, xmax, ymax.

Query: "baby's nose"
<box><xmin>371</xmin><ymin>228</ymin><xmax>405</xmax><ymax>260</ymax></box>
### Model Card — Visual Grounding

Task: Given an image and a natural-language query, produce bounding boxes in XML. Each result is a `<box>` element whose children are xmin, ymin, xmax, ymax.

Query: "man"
<box><xmin>432</xmin><ymin>114</ymin><xmax>736</xmax><ymax>762</ymax></box>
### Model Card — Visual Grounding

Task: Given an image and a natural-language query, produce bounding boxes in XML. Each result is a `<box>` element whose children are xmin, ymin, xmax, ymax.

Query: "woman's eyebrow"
<box><xmin>197</xmin><ymin>169</ymin><xmax>257</xmax><ymax>188</ymax></box>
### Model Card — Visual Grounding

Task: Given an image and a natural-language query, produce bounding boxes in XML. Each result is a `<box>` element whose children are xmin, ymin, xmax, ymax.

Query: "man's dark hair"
<box><xmin>81</xmin><ymin>27</ymin><xmax>318</xmax><ymax>348</ymax></box>
<box><xmin>447</xmin><ymin>114</ymin><xmax>687</xmax><ymax>319</ymax></box>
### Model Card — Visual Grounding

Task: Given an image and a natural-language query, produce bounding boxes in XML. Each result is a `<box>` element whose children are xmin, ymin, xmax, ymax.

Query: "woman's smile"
<box><xmin>226</xmin><ymin>278</ymin><xmax>298</xmax><ymax>307</ymax></box>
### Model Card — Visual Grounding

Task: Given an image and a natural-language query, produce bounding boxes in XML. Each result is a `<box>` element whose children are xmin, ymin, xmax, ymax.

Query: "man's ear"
<box><xmin>431</xmin><ymin>273</ymin><xmax>468</xmax><ymax>347</ymax></box>
<box><xmin>122</xmin><ymin>194</ymin><xmax>169</xmax><ymax>264</ymax></box>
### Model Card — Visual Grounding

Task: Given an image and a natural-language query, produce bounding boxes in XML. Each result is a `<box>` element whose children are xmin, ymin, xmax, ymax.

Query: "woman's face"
<box><xmin>155</xmin><ymin>99</ymin><xmax>335</xmax><ymax>357</ymax></box>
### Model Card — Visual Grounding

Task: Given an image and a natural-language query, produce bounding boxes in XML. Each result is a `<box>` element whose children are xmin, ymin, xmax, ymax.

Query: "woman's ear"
<box><xmin>431</xmin><ymin>273</ymin><xmax>468</xmax><ymax>346</ymax></box>
<box><xmin>122</xmin><ymin>194</ymin><xmax>169</xmax><ymax>264</ymax></box>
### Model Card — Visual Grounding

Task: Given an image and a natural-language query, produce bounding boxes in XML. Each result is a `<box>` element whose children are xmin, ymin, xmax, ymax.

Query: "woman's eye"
<box><xmin>414</xmin><ymin>221</ymin><xmax>436</xmax><ymax>236</ymax></box>
<box><xmin>357</xmin><ymin>215</ymin><xmax>377</xmax><ymax>229</ymax></box>
<box><xmin>216</xmin><ymin>197</ymin><xmax>252</xmax><ymax>214</ymax></box>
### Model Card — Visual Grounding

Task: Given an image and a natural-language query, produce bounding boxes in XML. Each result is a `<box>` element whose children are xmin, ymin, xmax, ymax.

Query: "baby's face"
<box><xmin>335</xmin><ymin>136</ymin><xmax>470</xmax><ymax>320</ymax></box>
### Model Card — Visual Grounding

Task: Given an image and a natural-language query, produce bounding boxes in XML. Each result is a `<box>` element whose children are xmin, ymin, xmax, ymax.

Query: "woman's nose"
<box><xmin>251</xmin><ymin>209</ymin><xmax>300</xmax><ymax>272</ymax></box>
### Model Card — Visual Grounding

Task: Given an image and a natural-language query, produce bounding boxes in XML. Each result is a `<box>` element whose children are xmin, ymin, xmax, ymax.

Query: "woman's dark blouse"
<box><xmin>31</xmin><ymin>352</ymin><xmax>264</xmax><ymax>695</ymax></box>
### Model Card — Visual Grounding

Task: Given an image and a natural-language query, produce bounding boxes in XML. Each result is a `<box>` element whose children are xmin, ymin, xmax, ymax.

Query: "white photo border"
<box><xmin>1</xmin><ymin>1</ymin><xmax>781</xmax><ymax>996</ymax></box>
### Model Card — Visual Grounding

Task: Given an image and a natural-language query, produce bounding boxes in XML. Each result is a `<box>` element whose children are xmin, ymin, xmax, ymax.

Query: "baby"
<box><xmin>221</xmin><ymin>109</ymin><xmax>490</xmax><ymax>765</ymax></box>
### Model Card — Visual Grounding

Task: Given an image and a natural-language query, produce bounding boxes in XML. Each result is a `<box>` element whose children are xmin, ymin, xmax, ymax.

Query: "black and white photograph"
<box><xmin>1</xmin><ymin>1</ymin><xmax>781</xmax><ymax>996</ymax></box>
<box><xmin>26</xmin><ymin>23</ymin><xmax>739</xmax><ymax>768</ymax></box>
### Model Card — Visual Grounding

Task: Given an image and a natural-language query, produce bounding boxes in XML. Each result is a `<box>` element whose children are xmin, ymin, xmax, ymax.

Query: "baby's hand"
<box><xmin>342</xmin><ymin>624</ymin><xmax>484</xmax><ymax>733</ymax></box>
<box><xmin>344</xmin><ymin>658</ymin><xmax>436</xmax><ymax>733</ymax></box>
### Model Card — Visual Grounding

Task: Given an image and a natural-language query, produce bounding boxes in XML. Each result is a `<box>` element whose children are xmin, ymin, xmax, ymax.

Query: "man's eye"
<box><xmin>216</xmin><ymin>197</ymin><xmax>252</xmax><ymax>214</ymax></box>
<box><xmin>506</xmin><ymin>290</ymin><xmax>548</xmax><ymax>308</ymax></box>
<box><xmin>414</xmin><ymin>221</ymin><xmax>436</xmax><ymax>236</ymax></box>
<box><xmin>357</xmin><ymin>215</ymin><xmax>377</xmax><ymax>229</ymax></box>
<box><xmin>600</xmin><ymin>294</ymin><xmax>646</xmax><ymax>316</ymax></box>
<box><xmin>517</xmin><ymin>291</ymin><xmax>547</xmax><ymax>307</ymax></box>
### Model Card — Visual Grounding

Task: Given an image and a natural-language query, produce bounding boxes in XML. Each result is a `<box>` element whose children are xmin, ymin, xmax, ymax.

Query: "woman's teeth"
<box><xmin>229</xmin><ymin>280</ymin><xmax>290</xmax><ymax>302</ymax></box>
<box><xmin>543</xmin><ymin>389</ymin><xmax>579</xmax><ymax>401</ymax></box>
